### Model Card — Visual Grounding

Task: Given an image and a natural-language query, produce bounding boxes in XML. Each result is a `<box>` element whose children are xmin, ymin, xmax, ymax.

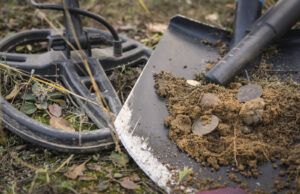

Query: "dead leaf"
<box><xmin>118</xmin><ymin>24</ymin><xmax>137</xmax><ymax>31</ymax></box>
<box><xmin>185</xmin><ymin>0</ymin><xmax>192</xmax><ymax>5</ymax></box>
<box><xmin>50</xmin><ymin>117</ymin><xmax>75</xmax><ymax>132</ymax></box>
<box><xmin>87</xmin><ymin>163</ymin><xmax>102</xmax><ymax>172</ymax></box>
<box><xmin>226</xmin><ymin>3</ymin><xmax>235</xmax><ymax>9</ymax></box>
<box><xmin>78</xmin><ymin>175</ymin><xmax>97</xmax><ymax>181</ymax></box>
<box><xmin>48</xmin><ymin>104</ymin><xmax>62</xmax><ymax>117</ymax></box>
<box><xmin>5</xmin><ymin>84</ymin><xmax>21</xmax><ymax>100</ymax></box>
<box><xmin>130</xmin><ymin>173</ymin><xmax>141</xmax><ymax>182</ymax></box>
<box><xmin>64</xmin><ymin>161</ymin><xmax>87</xmax><ymax>179</ymax></box>
<box><xmin>120</xmin><ymin>177</ymin><xmax>140</xmax><ymax>190</ymax></box>
<box><xmin>146</xmin><ymin>23</ymin><xmax>167</xmax><ymax>33</ymax></box>
<box><xmin>205</xmin><ymin>13</ymin><xmax>219</xmax><ymax>22</ymax></box>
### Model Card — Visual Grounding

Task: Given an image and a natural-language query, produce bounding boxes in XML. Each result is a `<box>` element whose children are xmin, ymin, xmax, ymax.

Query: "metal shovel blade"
<box><xmin>115</xmin><ymin>15</ymin><xmax>300</xmax><ymax>192</ymax></box>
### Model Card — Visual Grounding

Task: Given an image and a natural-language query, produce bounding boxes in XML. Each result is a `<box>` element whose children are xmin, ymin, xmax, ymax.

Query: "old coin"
<box><xmin>200</xmin><ymin>93</ymin><xmax>221</xmax><ymax>107</ymax></box>
<box><xmin>192</xmin><ymin>115</ymin><xmax>219</xmax><ymax>136</ymax></box>
<box><xmin>239</xmin><ymin>98</ymin><xmax>265</xmax><ymax>126</ymax></box>
<box><xmin>237</xmin><ymin>84</ymin><xmax>263</xmax><ymax>103</ymax></box>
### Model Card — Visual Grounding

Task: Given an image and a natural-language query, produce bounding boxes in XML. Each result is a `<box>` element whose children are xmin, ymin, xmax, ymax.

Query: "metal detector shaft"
<box><xmin>206</xmin><ymin>0</ymin><xmax>300</xmax><ymax>85</ymax></box>
<box><xmin>232</xmin><ymin>0</ymin><xmax>262</xmax><ymax>47</ymax></box>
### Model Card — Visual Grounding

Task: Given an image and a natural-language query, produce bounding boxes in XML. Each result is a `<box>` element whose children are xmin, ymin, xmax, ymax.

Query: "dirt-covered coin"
<box><xmin>200</xmin><ymin>93</ymin><xmax>221</xmax><ymax>107</ymax></box>
<box><xmin>239</xmin><ymin>98</ymin><xmax>265</xmax><ymax>125</ymax></box>
<box><xmin>237</xmin><ymin>84</ymin><xmax>263</xmax><ymax>103</ymax></box>
<box><xmin>241</xmin><ymin>125</ymin><xmax>253</xmax><ymax>134</ymax></box>
<box><xmin>192</xmin><ymin>115</ymin><xmax>219</xmax><ymax>136</ymax></box>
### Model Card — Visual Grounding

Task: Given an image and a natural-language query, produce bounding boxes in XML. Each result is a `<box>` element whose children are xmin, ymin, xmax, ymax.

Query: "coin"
<box><xmin>192</xmin><ymin>115</ymin><xmax>219</xmax><ymax>136</ymax></box>
<box><xmin>237</xmin><ymin>84</ymin><xmax>263</xmax><ymax>103</ymax></box>
<box><xmin>200</xmin><ymin>93</ymin><xmax>220</xmax><ymax>107</ymax></box>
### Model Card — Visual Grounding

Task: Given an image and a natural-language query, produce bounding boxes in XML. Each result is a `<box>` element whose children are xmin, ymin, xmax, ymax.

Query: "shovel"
<box><xmin>115</xmin><ymin>0</ymin><xmax>300</xmax><ymax>192</ymax></box>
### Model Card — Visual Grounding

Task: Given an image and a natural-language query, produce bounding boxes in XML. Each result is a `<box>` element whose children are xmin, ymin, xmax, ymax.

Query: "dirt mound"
<box><xmin>154</xmin><ymin>71</ymin><xmax>300</xmax><ymax>187</ymax></box>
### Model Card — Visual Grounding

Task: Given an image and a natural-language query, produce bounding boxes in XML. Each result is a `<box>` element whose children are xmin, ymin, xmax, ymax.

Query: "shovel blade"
<box><xmin>115</xmin><ymin>15</ymin><xmax>300</xmax><ymax>192</ymax></box>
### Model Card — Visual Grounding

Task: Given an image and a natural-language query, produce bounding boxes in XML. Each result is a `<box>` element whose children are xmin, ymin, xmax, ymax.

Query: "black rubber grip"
<box><xmin>206</xmin><ymin>0</ymin><xmax>300</xmax><ymax>85</ymax></box>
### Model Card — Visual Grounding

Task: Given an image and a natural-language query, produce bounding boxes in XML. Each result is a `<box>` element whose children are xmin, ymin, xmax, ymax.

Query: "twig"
<box><xmin>10</xmin><ymin>182</ymin><xmax>16</xmax><ymax>194</ymax></box>
<box><xmin>233</xmin><ymin>122</ymin><xmax>239</xmax><ymax>167</ymax></box>
<box><xmin>137</xmin><ymin>0</ymin><xmax>150</xmax><ymax>14</ymax></box>
<box><xmin>55</xmin><ymin>154</ymin><xmax>74</xmax><ymax>172</ymax></box>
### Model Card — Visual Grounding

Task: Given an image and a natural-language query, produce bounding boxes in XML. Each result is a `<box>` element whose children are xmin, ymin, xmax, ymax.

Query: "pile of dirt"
<box><xmin>154</xmin><ymin>71</ymin><xmax>300</xmax><ymax>188</ymax></box>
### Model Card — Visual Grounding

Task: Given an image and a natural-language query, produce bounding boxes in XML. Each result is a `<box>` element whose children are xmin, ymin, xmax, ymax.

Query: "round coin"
<box><xmin>237</xmin><ymin>84</ymin><xmax>263</xmax><ymax>103</ymax></box>
<box><xmin>192</xmin><ymin>115</ymin><xmax>219</xmax><ymax>136</ymax></box>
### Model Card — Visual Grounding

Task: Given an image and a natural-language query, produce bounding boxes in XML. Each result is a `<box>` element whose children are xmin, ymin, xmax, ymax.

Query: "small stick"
<box><xmin>244</xmin><ymin>69</ymin><xmax>251</xmax><ymax>83</ymax></box>
<box><xmin>233</xmin><ymin>122</ymin><xmax>239</xmax><ymax>167</ymax></box>
<box><xmin>55</xmin><ymin>154</ymin><xmax>74</xmax><ymax>172</ymax></box>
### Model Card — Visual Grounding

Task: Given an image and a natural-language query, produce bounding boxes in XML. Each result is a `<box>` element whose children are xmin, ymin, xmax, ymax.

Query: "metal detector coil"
<box><xmin>0</xmin><ymin>0</ymin><xmax>151</xmax><ymax>152</ymax></box>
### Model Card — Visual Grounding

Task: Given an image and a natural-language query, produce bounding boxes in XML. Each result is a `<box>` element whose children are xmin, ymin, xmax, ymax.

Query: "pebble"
<box><xmin>186</xmin><ymin>80</ymin><xmax>201</xmax><ymax>87</ymax></box>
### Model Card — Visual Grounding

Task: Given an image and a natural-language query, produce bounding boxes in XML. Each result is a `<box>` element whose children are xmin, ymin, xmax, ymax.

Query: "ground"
<box><xmin>0</xmin><ymin>0</ymin><xmax>239</xmax><ymax>193</ymax></box>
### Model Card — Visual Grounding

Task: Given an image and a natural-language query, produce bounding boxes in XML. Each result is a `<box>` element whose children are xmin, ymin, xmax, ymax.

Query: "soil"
<box><xmin>108</xmin><ymin>65</ymin><xmax>143</xmax><ymax>104</ymax></box>
<box><xmin>154</xmin><ymin>71</ymin><xmax>300</xmax><ymax>191</ymax></box>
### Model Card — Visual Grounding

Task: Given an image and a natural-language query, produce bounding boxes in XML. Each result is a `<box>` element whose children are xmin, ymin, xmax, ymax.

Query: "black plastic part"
<box><xmin>63</xmin><ymin>0</ymin><xmax>86</xmax><ymax>57</ymax></box>
<box><xmin>232</xmin><ymin>0</ymin><xmax>262</xmax><ymax>47</ymax></box>
<box><xmin>31</xmin><ymin>0</ymin><xmax>123</xmax><ymax>57</ymax></box>
<box><xmin>64</xmin><ymin>0</ymin><xmax>83</xmax><ymax>38</ymax></box>
<box><xmin>30</xmin><ymin>0</ymin><xmax>121</xmax><ymax>43</ymax></box>
<box><xmin>1</xmin><ymin>97</ymin><xmax>114</xmax><ymax>153</ymax></box>
<box><xmin>206</xmin><ymin>0</ymin><xmax>300</xmax><ymax>85</ymax></box>
<box><xmin>0</xmin><ymin>28</ymin><xmax>151</xmax><ymax>153</ymax></box>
